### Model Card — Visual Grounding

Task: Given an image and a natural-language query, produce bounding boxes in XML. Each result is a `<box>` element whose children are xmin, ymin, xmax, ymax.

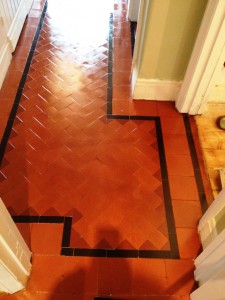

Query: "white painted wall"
<box><xmin>131</xmin><ymin>0</ymin><xmax>207</xmax><ymax>102</ymax></box>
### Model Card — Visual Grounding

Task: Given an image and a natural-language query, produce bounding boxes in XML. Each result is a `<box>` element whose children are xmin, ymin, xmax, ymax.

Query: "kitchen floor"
<box><xmin>0</xmin><ymin>0</ymin><xmax>213</xmax><ymax>299</ymax></box>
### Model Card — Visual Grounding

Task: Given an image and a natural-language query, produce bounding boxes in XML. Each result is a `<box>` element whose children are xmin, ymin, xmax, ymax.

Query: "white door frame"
<box><xmin>176</xmin><ymin>0</ymin><xmax>225</xmax><ymax>115</ymax></box>
<box><xmin>0</xmin><ymin>199</ymin><xmax>32</xmax><ymax>294</ymax></box>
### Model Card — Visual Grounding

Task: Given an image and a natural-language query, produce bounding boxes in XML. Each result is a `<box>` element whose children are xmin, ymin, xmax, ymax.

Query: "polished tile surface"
<box><xmin>0</xmin><ymin>0</ymin><xmax>207</xmax><ymax>298</ymax></box>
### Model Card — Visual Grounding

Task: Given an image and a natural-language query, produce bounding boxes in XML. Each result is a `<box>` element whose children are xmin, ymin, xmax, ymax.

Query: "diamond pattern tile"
<box><xmin>0</xmin><ymin>0</ymin><xmax>170</xmax><ymax>252</ymax></box>
<box><xmin>0</xmin><ymin>0</ymin><xmax>207</xmax><ymax>299</ymax></box>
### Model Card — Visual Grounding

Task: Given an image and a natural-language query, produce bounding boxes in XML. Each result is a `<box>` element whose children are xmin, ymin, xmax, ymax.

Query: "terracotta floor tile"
<box><xmin>166</xmin><ymin>154</ymin><xmax>194</xmax><ymax>176</ymax></box>
<box><xmin>15</xmin><ymin>223</ymin><xmax>32</xmax><ymax>248</ymax></box>
<box><xmin>180</xmin><ymin>296</ymin><xmax>191</xmax><ymax>300</ymax></box>
<box><xmin>132</xmin><ymin>259</ymin><xmax>167</xmax><ymax>295</ymax></box>
<box><xmin>113</xmin><ymin>71</ymin><xmax>131</xmax><ymax>85</ymax></box>
<box><xmin>165</xmin><ymin>259</ymin><xmax>195</xmax><ymax>296</ymax></box>
<box><xmin>113</xmin><ymin>85</ymin><xmax>132</xmax><ymax>100</ymax></box>
<box><xmin>112</xmin><ymin>99</ymin><xmax>130</xmax><ymax>115</ymax></box>
<box><xmin>58</xmin><ymin>257</ymin><xmax>98</xmax><ymax>295</ymax></box>
<box><xmin>114</xmin><ymin>47</ymin><xmax>131</xmax><ymax>59</ymax></box>
<box><xmin>172</xmin><ymin>200</ymin><xmax>202</xmax><ymax>228</ymax></box>
<box><xmin>98</xmin><ymin>258</ymin><xmax>134</xmax><ymax>296</ymax></box>
<box><xmin>157</xmin><ymin>102</ymin><xmax>180</xmax><ymax>117</ymax></box>
<box><xmin>169</xmin><ymin>176</ymin><xmax>199</xmax><ymax>201</ymax></box>
<box><xmin>114</xmin><ymin>37</ymin><xmax>131</xmax><ymax>48</ymax></box>
<box><xmin>30</xmin><ymin>223</ymin><xmax>63</xmax><ymax>254</ymax></box>
<box><xmin>27</xmin><ymin>255</ymin><xmax>66</xmax><ymax>292</ymax></box>
<box><xmin>160</xmin><ymin>116</ymin><xmax>186</xmax><ymax>135</ymax></box>
<box><xmin>113</xmin><ymin>58</ymin><xmax>132</xmax><ymax>71</ymax></box>
<box><xmin>176</xmin><ymin>228</ymin><xmax>201</xmax><ymax>259</ymax></box>
<box><xmin>163</xmin><ymin>135</ymin><xmax>190</xmax><ymax>155</ymax></box>
<box><xmin>130</xmin><ymin>100</ymin><xmax>158</xmax><ymax>116</ymax></box>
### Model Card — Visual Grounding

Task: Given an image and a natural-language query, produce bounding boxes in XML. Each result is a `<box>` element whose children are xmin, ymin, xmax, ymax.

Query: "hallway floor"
<box><xmin>0</xmin><ymin>0</ymin><xmax>211</xmax><ymax>299</ymax></box>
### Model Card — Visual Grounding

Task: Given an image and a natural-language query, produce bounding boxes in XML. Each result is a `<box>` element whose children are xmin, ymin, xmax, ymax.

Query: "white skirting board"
<box><xmin>132</xmin><ymin>78</ymin><xmax>182</xmax><ymax>101</ymax></box>
<box><xmin>0</xmin><ymin>41</ymin><xmax>12</xmax><ymax>89</ymax></box>
<box><xmin>7</xmin><ymin>0</ymin><xmax>29</xmax><ymax>52</ymax></box>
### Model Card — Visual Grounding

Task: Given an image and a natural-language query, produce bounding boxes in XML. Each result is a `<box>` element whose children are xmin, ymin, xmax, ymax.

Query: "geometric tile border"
<box><xmin>3</xmin><ymin>4</ymin><xmax>207</xmax><ymax>258</ymax></box>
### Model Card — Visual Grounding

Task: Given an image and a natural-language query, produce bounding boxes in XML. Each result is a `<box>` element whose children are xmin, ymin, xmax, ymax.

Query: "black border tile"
<box><xmin>61</xmin><ymin>217</ymin><xmax>72</xmax><ymax>247</ymax></box>
<box><xmin>12</xmin><ymin>215</ymin><xmax>40</xmax><ymax>223</ymax></box>
<box><xmin>7</xmin><ymin>1</ymin><xmax>205</xmax><ymax>260</ymax></box>
<box><xmin>74</xmin><ymin>248</ymin><xmax>107</xmax><ymax>257</ymax></box>
<box><xmin>130</xmin><ymin>21</ymin><xmax>136</xmax><ymax>56</ymax></box>
<box><xmin>0</xmin><ymin>2</ymin><xmax>48</xmax><ymax>165</ymax></box>
<box><xmin>61</xmin><ymin>247</ymin><xmax>74</xmax><ymax>256</ymax></box>
<box><xmin>39</xmin><ymin>216</ymin><xmax>65</xmax><ymax>223</ymax></box>
<box><xmin>183</xmin><ymin>114</ymin><xmax>208</xmax><ymax>213</ymax></box>
<box><xmin>107</xmin><ymin>249</ymin><xmax>139</xmax><ymax>258</ymax></box>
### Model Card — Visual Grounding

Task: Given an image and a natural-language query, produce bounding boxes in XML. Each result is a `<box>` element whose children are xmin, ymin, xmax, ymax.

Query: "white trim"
<box><xmin>191</xmin><ymin>264</ymin><xmax>225</xmax><ymax>300</ymax></box>
<box><xmin>25</xmin><ymin>0</ymin><xmax>34</xmax><ymax>14</ymax></box>
<box><xmin>127</xmin><ymin>0</ymin><xmax>140</xmax><ymax>22</ymax></box>
<box><xmin>131</xmin><ymin>0</ymin><xmax>149</xmax><ymax>96</ymax></box>
<box><xmin>0</xmin><ymin>199</ymin><xmax>31</xmax><ymax>294</ymax></box>
<box><xmin>176</xmin><ymin>0</ymin><xmax>225</xmax><ymax>115</ymax></box>
<box><xmin>7</xmin><ymin>0</ymin><xmax>28</xmax><ymax>52</ymax></box>
<box><xmin>133</xmin><ymin>79</ymin><xmax>182</xmax><ymax>101</ymax></box>
<box><xmin>0</xmin><ymin>41</ymin><xmax>12</xmax><ymax>89</ymax></box>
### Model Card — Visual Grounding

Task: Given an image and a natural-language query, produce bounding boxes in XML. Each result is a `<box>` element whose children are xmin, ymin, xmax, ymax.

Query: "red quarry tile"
<box><xmin>180</xmin><ymin>295</ymin><xmax>191</xmax><ymax>300</ymax></box>
<box><xmin>0</xmin><ymin>292</ymin><xmax>93</xmax><ymax>300</ymax></box>
<box><xmin>163</xmin><ymin>134</ymin><xmax>190</xmax><ymax>154</ymax></box>
<box><xmin>176</xmin><ymin>228</ymin><xmax>201</xmax><ymax>259</ymax></box>
<box><xmin>114</xmin><ymin>47</ymin><xmax>132</xmax><ymax>60</ymax></box>
<box><xmin>172</xmin><ymin>200</ymin><xmax>202</xmax><ymax>228</ymax></box>
<box><xmin>114</xmin><ymin>26</ymin><xmax>131</xmax><ymax>38</ymax></box>
<box><xmin>98</xmin><ymin>258</ymin><xmax>134</xmax><ymax>296</ymax></box>
<box><xmin>113</xmin><ymin>59</ymin><xmax>132</xmax><ymax>72</ymax></box>
<box><xmin>130</xmin><ymin>100</ymin><xmax>158</xmax><ymax>116</ymax></box>
<box><xmin>58</xmin><ymin>257</ymin><xmax>98</xmax><ymax>295</ymax></box>
<box><xmin>113</xmin><ymin>85</ymin><xmax>132</xmax><ymax>100</ymax></box>
<box><xmin>169</xmin><ymin>176</ymin><xmax>199</xmax><ymax>200</ymax></box>
<box><xmin>30</xmin><ymin>223</ymin><xmax>63</xmax><ymax>254</ymax></box>
<box><xmin>165</xmin><ymin>259</ymin><xmax>195</xmax><ymax>296</ymax></box>
<box><xmin>16</xmin><ymin>223</ymin><xmax>32</xmax><ymax>249</ymax></box>
<box><xmin>114</xmin><ymin>37</ymin><xmax>131</xmax><ymax>48</ymax></box>
<box><xmin>113</xmin><ymin>71</ymin><xmax>131</xmax><ymax>85</ymax></box>
<box><xmin>160</xmin><ymin>116</ymin><xmax>186</xmax><ymax>135</ymax></box>
<box><xmin>112</xmin><ymin>99</ymin><xmax>130</xmax><ymax>115</ymax></box>
<box><xmin>132</xmin><ymin>259</ymin><xmax>167</xmax><ymax>295</ymax></box>
<box><xmin>166</xmin><ymin>154</ymin><xmax>194</xmax><ymax>176</ymax></box>
<box><xmin>157</xmin><ymin>102</ymin><xmax>180</xmax><ymax>117</ymax></box>
<box><xmin>27</xmin><ymin>255</ymin><xmax>66</xmax><ymax>292</ymax></box>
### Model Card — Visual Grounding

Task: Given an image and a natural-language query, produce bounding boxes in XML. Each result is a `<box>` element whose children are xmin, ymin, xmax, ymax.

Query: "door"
<box><xmin>0</xmin><ymin>199</ymin><xmax>32</xmax><ymax>294</ymax></box>
<box><xmin>191</xmin><ymin>187</ymin><xmax>225</xmax><ymax>299</ymax></box>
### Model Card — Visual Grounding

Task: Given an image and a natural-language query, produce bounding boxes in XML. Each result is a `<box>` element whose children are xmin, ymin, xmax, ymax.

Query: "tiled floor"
<box><xmin>0</xmin><ymin>0</ymin><xmax>212</xmax><ymax>299</ymax></box>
